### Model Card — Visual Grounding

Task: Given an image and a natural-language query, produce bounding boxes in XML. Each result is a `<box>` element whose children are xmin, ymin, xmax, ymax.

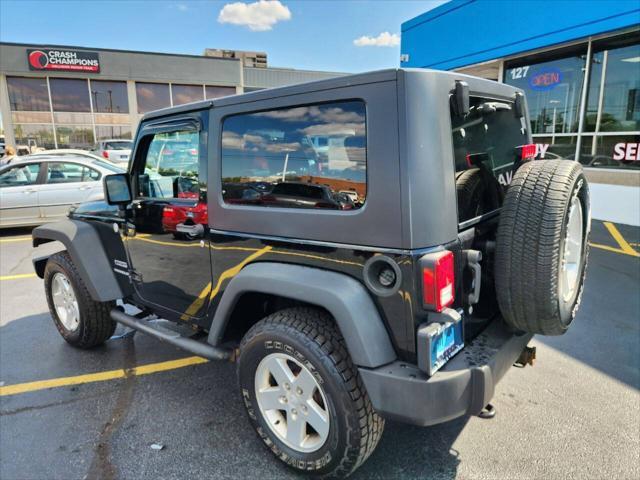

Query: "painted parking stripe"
<box><xmin>603</xmin><ymin>222</ymin><xmax>639</xmax><ymax>257</ymax></box>
<box><xmin>0</xmin><ymin>273</ymin><xmax>37</xmax><ymax>281</ymax></box>
<box><xmin>0</xmin><ymin>356</ymin><xmax>209</xmax><ymax>397</ymax></box>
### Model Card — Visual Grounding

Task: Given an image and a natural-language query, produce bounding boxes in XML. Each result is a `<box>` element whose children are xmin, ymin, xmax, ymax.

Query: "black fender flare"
<box><xmin>32</xmin><ymin>219</ymin><xmax>125</xmax><ymax>302</ymax></box>
<box><xmin>207</xmin><ymin>262</ymin><xmax>397</xmax><ymax>368</ymax></box>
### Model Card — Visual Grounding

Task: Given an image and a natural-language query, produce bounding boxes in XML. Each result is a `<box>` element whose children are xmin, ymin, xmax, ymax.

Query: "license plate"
<box><xmin>424</xmin><ymin>316</ymin><xmax>464</xmax><ymax>376</ymax></box>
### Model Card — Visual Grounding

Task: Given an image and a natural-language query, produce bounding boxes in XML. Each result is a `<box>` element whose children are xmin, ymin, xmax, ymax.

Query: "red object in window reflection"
<box><xmin>177</xmin><ymin>191</ymin><xmax>199</xmax><ymax>199</ymax></box>
<box><xmin>162</xmin><ymin>200</ymin><xmax>208</xmax><ymax>234</ymax></box>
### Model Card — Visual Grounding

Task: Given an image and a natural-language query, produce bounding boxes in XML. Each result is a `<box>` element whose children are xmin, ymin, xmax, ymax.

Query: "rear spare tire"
<box><xmin>495</xmin><ymin>160</ymin><xmax>590</xmax><ymax>335</ymax></box>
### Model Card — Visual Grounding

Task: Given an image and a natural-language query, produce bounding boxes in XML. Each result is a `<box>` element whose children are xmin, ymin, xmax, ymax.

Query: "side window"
<box><xmin>83</xmin><ymin>167</ymin><xmax>101</xmax><ymax>181</ymax></box>
<box><xmin>137</xmin><ymin>130</ymin><xmax>200</xmax><ymax>199</ymax></box>
<box><xmin>46</xmin><ymin>162</ymin><xmax>90</xmax><ymax>184</ymax></box>
<box><xmin>221</xmin><ymin>100</ymin><xmax>367</xmax><ymax>210</ymax></box>
<box><xmin>0</xmin><ymin>164</ymin><xmax>41</xmax><ymax>187</ymax></box>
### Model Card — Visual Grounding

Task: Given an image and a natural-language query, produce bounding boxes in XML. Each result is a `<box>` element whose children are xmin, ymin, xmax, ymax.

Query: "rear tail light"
<box><xmin>420</xmin><ymin>250</ymin><xmax>455</xmax><ymax>312</ymax></box>
<box><xmin>162</xmin><ymin>206</ymin><xmax>176</xmax><ymax>219</ymax></box>
<box><xmin>102</xmin><ymin>150</ymin><xmax>109</xmax><ymax>159</ymax></box>
<box><xmin>519</xmin><ymin>144</ymin><xmax>537</xmax><ymax>161</ymax></box>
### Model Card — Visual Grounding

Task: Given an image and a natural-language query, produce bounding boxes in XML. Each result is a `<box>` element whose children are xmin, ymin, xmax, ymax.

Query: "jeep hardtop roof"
<box><xmin>139</xmin><ymin>68</ymin><xmax>528</xmax><ymax>251</ymax></box>
<box><xmin>141</xmin><ymin>68</ymin><xmax>523</xmax><ymax>121</ymax></box>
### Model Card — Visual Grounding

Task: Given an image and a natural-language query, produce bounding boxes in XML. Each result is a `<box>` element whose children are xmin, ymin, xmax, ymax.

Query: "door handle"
<box><xmin>79</xmin><ymin>185</ymin><xmax>92</xmax><ymax>191</ymax></box>
<box><xmin>23</xmin><ymin>189</ymin><xmax>36</xmax><ymax>194</ymax></box>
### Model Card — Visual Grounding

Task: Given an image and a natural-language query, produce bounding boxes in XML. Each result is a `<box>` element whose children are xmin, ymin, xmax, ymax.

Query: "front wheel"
<box><xmin>238</xmin><ymin>307</ymin><xmax>384</xmax><ymax>478</ymax></box>
<box><xmin>44</xmin><ymin>252</ymin><xmax>116</xmax><ymax>348</ymax></box>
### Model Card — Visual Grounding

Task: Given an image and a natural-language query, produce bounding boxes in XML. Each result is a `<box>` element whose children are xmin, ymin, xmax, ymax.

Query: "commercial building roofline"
<box><xmin>400</xmin><ymin>1</ymin><xmax>640</xmax><ymax>71</ymax></box>
<box><xmin>0</xmin><ymin>41</ymin><xmax>240</xmax><ymax>63</ymax></box>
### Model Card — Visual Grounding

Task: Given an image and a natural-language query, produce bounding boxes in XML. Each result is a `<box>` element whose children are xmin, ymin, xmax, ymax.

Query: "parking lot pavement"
<box><xmin>1</xmin><ymin>221</ymin><xmax>639</xmax><ymax>480</ymax></box>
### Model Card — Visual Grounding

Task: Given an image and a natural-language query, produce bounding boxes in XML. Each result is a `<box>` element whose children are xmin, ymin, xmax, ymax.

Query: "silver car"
<box><xmin>92</xmin><ymin>139</ymin><xmax>133</xmax><ymax>165</ymax></box>
<box><xmin>0</xmin><ymin>156</ymin><xmax>123</xmax><ymax>228</ymax></box>
<box><xmin>26</xmin><ymin>149</ymin><xmax>111</xmax><ymax>164</ymax></box>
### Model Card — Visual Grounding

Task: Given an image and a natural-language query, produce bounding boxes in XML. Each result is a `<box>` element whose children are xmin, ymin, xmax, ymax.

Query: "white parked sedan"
<box><xmin>92</xmin><ymin>139</ymin><xmax>133</xmax><ymax>165</ymax></box>
<box><xmin>0</xmin><ymin>156</ymin><xmax>123</xmax><ymax>228</ymax></box>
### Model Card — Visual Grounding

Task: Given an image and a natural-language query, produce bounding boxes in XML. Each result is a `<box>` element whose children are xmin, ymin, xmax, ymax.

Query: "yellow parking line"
<box><xmin>0</xmin><ymin>273</ymin><xmax>37</xmax><ymax>281</ymax></box>
<box><xmin>0</xmin><ymin>236</ymin><xmax>31</xmax><ymax>243</ymax></box>
<box><xmin>603</xmin><ymin>222</ymin><xmax>639</xmax><ymax>257</ymax></box>
<box><xmin>0</xmin><ymin>356</ymin><xmax>209</xmax><ymax>397</ymax></box>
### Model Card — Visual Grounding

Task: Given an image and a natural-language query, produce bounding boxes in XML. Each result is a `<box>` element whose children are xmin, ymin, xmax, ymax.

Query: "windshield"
<box><xmin>104</xmin><ymin>141</ymin><xmax>132</xmax><ymax>150</ymax></box>
<box><xmin>451</xmin><ymin>95</ymin><xmax>529</xmax><ymax>225</ymax></box>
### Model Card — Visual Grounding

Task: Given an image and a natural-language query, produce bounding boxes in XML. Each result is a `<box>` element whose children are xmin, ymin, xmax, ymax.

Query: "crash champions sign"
<box><xmin>27</xmin><ymin>48</ymin><xmax>100</xmax><ymax>73</ymax></box>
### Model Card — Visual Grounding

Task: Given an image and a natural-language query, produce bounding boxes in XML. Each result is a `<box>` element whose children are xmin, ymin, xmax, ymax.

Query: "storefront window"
<box><xmin>136</xmin><ymin>82</ymin><xmax>170</xmax><ymax>113</ymax></box>
<box><xmin>55</xmin><ymin>125</ymin><xmax>95</xmax><ymax>149</ymax></box>
<box><xmin>505</xmin><ymin>54</ymin><xmax>587</xmax><ymax>135</ymax></box>
<box><xmin>49</xmin><ymin>78</ymin><xmax>91</xmax><ymax>112</ymax></box>
<box><xmin>14</xmin><ymin>124</ymin><xmax>56</xmax><ymax>150</ymax></box>
<box><xmin>7</xmin><ymin>77</ymin><xmax>50</xmax><ymax>111</ymax></box>
<box><xmin>585</xmin><ymin>42</ymin><xmax>640</xmax><ymax>132</ymax></box>
<box><xmin>89</xmin><ymin>80</ymin><xmax>129</xmax><ymax>113</ymax></box>
<box><xmin>579</xmin><ymin>134</ymin><xmax>640</xmax><ymax>169</ymax></box>
<box><xmin>96</xmin><ymin>125</ymin><xmax>132</xmax><ymax>141</ymax></box>
<box><xmin>172</xmin><ymin>84</ymin><xmax>203</xmax><ymax>105</ymax></box>
<box><xmin>205</xmin><ymin>85</ymin><xmax>236</xmax><ymax>99</ymax></box>
<box><xmin>533</xmin><ymin>136</ymin><xmax>578</xmax><ymax>160</ymax></box>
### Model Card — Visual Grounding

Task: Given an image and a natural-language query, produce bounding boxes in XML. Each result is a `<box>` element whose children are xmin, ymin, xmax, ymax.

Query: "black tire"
<box><xmin>44</xmin><ymin>252</ymin><xmax>117</xmax><ymax>348</ymax></box>
<box><xmin>495</xmin><ymin>160</ymin><xmax>590</xmax><ymax>335</ymax></box>
<box><xmin>456</xmin><ymin>169</ymin><xmax>485</xmax><ymax>220</ymax></box>
<box><xmin>238</xmin><ymin>307</ymin><xmax>384</xmax><ymax>478</ymax></box>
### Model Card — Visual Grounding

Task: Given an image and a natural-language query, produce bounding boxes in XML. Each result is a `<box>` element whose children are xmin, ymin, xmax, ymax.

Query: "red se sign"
<box><xmin>613</xmin><ymin>143</ymin><xmax>640</xmax><ymax>161</ymax></box>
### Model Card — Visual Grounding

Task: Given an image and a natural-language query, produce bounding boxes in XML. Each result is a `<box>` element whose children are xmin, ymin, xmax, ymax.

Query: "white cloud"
<box><xmin>353</xmin><ymin>32</ymin><xmax>400</xmax><ymax>48</ymax></box>
<box><xmin>218</xmin><ymin>0</ymin><xmax>291</xmax><ymax>31</ymax></box>
<box><xmin>177</xmin><ymin>4</ymin><xmax>188</xmax><ymax>11</ymax></box>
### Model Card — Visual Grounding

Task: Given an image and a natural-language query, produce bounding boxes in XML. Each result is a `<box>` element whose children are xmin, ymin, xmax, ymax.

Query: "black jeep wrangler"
<box><xmin>32</xmin><ymin>69</ymin><xmax>590</xmax><ymax>478</ymax></box>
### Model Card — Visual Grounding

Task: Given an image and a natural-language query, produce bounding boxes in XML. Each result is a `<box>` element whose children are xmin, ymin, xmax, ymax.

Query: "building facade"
<box><xmin>0</xmin><ymin>43</ymin><xmax>343</xmax><ymax>151</ymax></box>
<box><xmin>401</xmin><ymin>0</ymin><xmax>640</xmax><ymax>224</ymax></box>
<box><xmin>401</xmin><ymin>1</ymin><xmax>639</xmax><ymax>169</ymax></box>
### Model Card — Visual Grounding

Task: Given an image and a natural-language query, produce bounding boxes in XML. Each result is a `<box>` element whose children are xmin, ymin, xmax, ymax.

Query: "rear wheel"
<box><xmin>237</xmin><ymin>307</ymin><xmax>384</xmax><ymax>478</ymax></box>
<box><xmin>44</xmin><ymin>252</ymin><xmax>116</xmax><ymax>348</ymax></box>
<box><xmin>495</xmin><ymin>160</ymin><xmax>590</xmax><ymax>335</ymax></box>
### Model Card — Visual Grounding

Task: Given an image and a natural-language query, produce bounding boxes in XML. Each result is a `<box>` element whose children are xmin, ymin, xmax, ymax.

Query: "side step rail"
<box><xmin>110</xmin><ymin>309</ymin><xmax>234</xmax><ymax>361</ymax></box>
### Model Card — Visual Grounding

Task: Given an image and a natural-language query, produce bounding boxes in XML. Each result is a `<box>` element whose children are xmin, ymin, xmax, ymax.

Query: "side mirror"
<box><xmin>104</xmin><ymin>173</ymin><xmax>132</xmax><ymax>205</ymax></box>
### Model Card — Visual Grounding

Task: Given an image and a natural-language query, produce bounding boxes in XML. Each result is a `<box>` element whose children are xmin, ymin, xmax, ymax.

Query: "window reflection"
<box><xmin>205</xmin><ymin>85</ymin><xmax>236</xmax><ymax>99</ymax></box>
<box><xmin>49</xmin><ymin>78</ymin><xmax>91</xmax><ymax>112</ymax></box>
<box><xmin>221</xmin><ymin>101</ymin><xmax>367</xmax><ymax>210</ymax></box>
<box><xmin>579</xmin><ymin>135</ymin><xmax>640</xmax><ymax>169</ymax></box>
<box><xmin>136</xmin><ymin>82</ymin><xmax>171</xmax><ymax>113</ymax></box>
<box><xmin>586</xmin><ymin>43</ymin><xmax>640</xmax><ymax>132</ymax></box>
<box><xmin>96</xmin><ymin>125</ymin><xmax>132</xmax><ymax>141</ymax></box>
<box><xmin>55</xmin><ymin>125</ymin><xmax>95</xmax><ymax>149</ymax></box>
<box><xmin>14</xmin><ymin>124</ymin><xmax>56</xmax><ymax>150</ymax></box>
<box><xmin>90</xmin><ymin>80</ymin><xmax>129</xmax><ymax>113</ymax></box>
<box><xmin>7</xmin><ymin>77</ymin><xmax>50</xmax><ymax>111</ymax></box>
<box><xmin>505</xmin><ymin>55</ymin><xmax>586</xmax><ymax>135</ymax></box>
<box><xmin>172</xmin><ymin>84</ymin><xmax>203</xmax><ymax>106</ymax></box>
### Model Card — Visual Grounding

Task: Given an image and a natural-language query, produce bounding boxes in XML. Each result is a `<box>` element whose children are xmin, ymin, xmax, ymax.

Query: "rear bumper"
<box><xmin>359</xmin><ymin>319</ymin><xmax>533</xmax><ymax>426</ymax></box>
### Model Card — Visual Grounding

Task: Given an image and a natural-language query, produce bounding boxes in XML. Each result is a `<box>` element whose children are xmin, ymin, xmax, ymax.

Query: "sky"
<box><xmin>0</xmin><ymin>0</ymin><xmax>447</xmax><ymax>73</ymax></box>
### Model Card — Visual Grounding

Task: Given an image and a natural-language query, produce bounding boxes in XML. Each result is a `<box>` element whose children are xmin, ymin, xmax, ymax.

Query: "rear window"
<box><xmin>105</xmin><ymin>141</ymin><xmax>132</xmax><ymax>150</ymax></box>
<box><xmin>451</xmin><ymin>96</ymin><xmax>528</xmax><ymax>224</ymax></box>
